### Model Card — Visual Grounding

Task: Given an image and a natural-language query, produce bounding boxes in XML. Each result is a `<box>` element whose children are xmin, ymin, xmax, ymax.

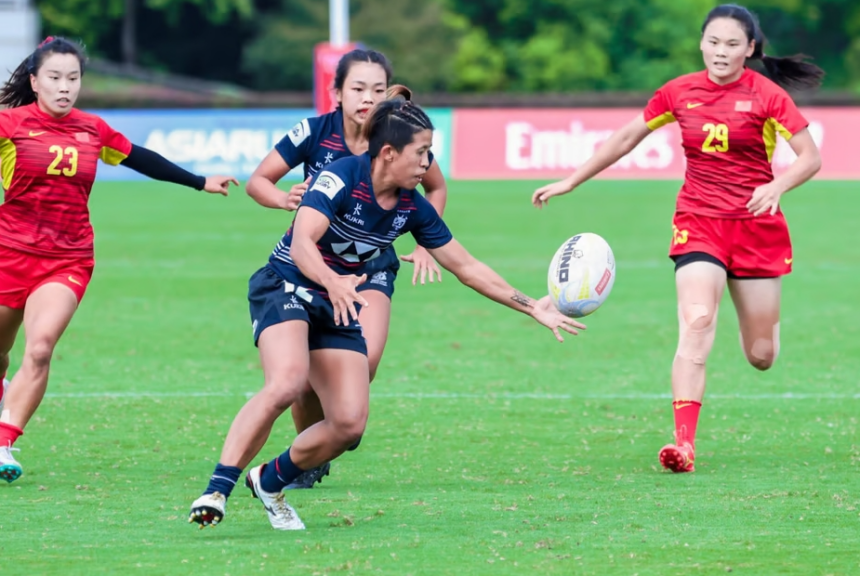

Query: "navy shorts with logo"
<box><xmin>248</xmin><ymin>265</ymin><xmax>367</xmax><ymax>354</ymax></box>
<box><xmin>356</xmin><ymin>246</ymin><xmax>399</xmax><ymax>299</ymax></box>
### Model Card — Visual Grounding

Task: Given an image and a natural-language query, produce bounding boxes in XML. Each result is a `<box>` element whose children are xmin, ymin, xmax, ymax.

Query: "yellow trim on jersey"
<box><xmin>763</xmin><ymin>117</ymin><xmax>793</xmax><ymax>163</ymax></box>
<box><xmin>646</xmin><ymin>112</ymin><xmax>676</xmax><ymax>130</ymax></box>
<box><xmin>100</xmin><ymin>146</ymin><xmax>128</xmax><ymax>166</ymax></box>
<box><xmin>0</xmin><ymin>137</ymin><xmax>16</xmax><ymax>191</ymax></box>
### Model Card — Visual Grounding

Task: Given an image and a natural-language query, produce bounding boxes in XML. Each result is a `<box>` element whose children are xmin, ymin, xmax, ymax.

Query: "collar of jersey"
<box><xmin>704</xmin><ymin>66</ymin><xmax>752</xmax><ymax>90</ymax></box>
<box><xmin>27</xmin><ymin>102</ymin><xmax>75</xmax><ymax>123</ymax></box>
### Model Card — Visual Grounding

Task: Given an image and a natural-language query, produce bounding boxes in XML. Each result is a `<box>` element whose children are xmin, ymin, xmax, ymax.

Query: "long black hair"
<box><xmin>0</xmin><ymin>36</ymin><xmax>87</xmax><ymax>109</ymax></box>
<box><xmin>360</xmin><ymin>92</ymin><xmax>433</xmax><ymax>158</ymax></box>
<box><xmin>702</xmin><ymin>4</ymin><xmax>825</xmax><ymax>90</ymax></box>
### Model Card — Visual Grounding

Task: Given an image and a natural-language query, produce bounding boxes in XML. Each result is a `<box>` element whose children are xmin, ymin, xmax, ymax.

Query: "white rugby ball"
<box><xmin>547</xmin><ymin>233</ymin><xmax>616</xmax><ymax>318</ymax></box>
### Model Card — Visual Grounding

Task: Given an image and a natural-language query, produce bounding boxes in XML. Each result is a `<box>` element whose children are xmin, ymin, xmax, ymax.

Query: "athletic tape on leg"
<box><xmin>676</xmin><ymin>303</ymin><xmax>718</xmax><ymax>364</ymax></box>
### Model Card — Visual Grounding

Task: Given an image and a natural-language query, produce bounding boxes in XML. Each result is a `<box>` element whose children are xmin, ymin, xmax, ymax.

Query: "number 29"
<box><xmin>702</xmin><ymin>123</ymin><xmax>729</xmax><ymax>153</ymax></box>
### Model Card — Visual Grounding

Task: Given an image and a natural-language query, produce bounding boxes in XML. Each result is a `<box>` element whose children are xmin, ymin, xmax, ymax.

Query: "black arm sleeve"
<box><xmin>120</xmin><ymin>144</ymin><xmax>206</xmax><ymax>190</ymax></box>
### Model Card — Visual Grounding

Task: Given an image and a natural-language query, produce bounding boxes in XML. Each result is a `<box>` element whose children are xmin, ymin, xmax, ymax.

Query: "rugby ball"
<box><xmin>547</xmin><ymin>233</ymin><xmax>616</xmax><ymax>318</ymax></box>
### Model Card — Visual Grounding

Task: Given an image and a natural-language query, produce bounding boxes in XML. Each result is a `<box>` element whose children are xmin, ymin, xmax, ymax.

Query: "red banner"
<box><xmin>451</xmin><ymin>107</ymin><xmax>858</xmax><ymax>180</ymax></box>
<box><xmin>313</xmin><ymin>42</ymin><xmax>358</xmax><ymax>116</ymax></box>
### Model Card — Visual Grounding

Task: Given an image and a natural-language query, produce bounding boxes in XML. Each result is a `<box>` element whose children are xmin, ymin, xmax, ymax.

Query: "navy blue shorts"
<box><xmin>357</xmin><ymin>246</ymin><xmax>399</xmax><ymax>300</ymax></box>
<box><xmin>248</xmin><ymin>266</ymin><xmax>367</xmax><ymax>354</ymax></box>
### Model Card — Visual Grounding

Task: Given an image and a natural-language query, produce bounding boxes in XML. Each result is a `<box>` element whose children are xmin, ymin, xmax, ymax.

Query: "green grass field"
<box><xmin>3</xmin><ymin>179</ymin><xmax>859</xmax><ymax>575</ymax></box>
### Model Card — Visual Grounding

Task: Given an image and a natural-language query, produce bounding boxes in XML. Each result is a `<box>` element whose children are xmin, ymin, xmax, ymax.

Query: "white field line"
<box><xmin>42</xmin><ymin>391</ymin><xmax>860</xmax><ymax>400</ymax></box>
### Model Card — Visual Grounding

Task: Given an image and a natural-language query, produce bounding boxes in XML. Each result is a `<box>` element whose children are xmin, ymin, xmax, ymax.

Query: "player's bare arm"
<box><xmin>246</xmin><ymin>150</ymin><xmax>308</xmax><ymax>210</ymax></box>
<box><xmin>532</xmin><ymin>114</ymin><xmax>652</xmax><ymax>208</ymax></box>
<box><xmin>747</xmin><ymin>128</ymin><xmax>822</xmax><ymax>216</ymax></box>
<box><xmin>428</xmin><ymin>239</ymin><xmax>586</xmax><ymax>341</ymax></box>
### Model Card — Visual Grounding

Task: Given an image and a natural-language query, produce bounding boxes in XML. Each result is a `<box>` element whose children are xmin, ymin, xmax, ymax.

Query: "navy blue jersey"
<box><xmin>268</xmin><ymin>153</ymin><xmax>452</xmax><ymax>288</ymax></box>
<box><xmin>275</xmin><ymin>109</ymin><xmax>435</xmax><ymax>179</ymax></box>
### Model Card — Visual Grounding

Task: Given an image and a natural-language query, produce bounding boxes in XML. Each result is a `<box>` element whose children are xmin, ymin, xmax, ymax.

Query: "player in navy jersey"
<box><xmin>189</xmin><ymin>96</ymin><xmax>585</xmax><ymax>530</ymax></box>
<box><xmin>245</xmin><ymin>49</ymin><xmax>448</xmax><ymax>489</ymax></box>
<box><xmin>0</xmin><ymin>37</ymin><xmax>237</xmax><ymax>483</ymax></box>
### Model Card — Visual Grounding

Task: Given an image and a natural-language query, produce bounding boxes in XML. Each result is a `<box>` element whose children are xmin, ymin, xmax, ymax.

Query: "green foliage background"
<box><xmin>31</xmin><ymin>0</ymin><xmax>860</xmax><ymax>92</ymax></box>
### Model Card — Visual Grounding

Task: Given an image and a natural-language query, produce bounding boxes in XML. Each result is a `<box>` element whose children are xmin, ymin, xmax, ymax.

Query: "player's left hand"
<box><xmin>203</xmin><ymin>175</ymin><xmax>240</xmax><ymax>196</ymax></box>
<box><xmin>400</xmin><ymin>246</ymin><xmax>442</xmax><ymax>285</ymax></box>
<box><xmin>746</xmin><ymin>182</ymin><xmax>783</xmax><ymax>216</ymax></box>
<box><xmin>530</xmin><ymin>296</ymin><xmax>587</xmax><ymax>343</ymax></box>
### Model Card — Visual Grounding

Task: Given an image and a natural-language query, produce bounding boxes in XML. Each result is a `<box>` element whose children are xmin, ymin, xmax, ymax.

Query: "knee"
<box><xmin>677</xmin><ymin>303</ymin><xmax>718</xmax><ymax>364</ymax></box>
<box><xmin>347</xmin><ymin>435</ymin><xmax>362</xmax><ymax>451</ymax></box>
<box><xmin>23</xmin><ymin>338</ymin><xmax>56</xmax><ymax>370</ymax></box>
<box><xmin>329</xmin><ymin>410</ymin><xmax>367</xmax><ymax>450</ymax></box>
<box><xmin>746</xmin><ymin>338</ymin><xmax>778</xmax><ymax>371</ymax></box>
<box><xmin>681</xmin><ymin>303</ymin><xmax>717</xmax><ymax>332</ymax></box>
<box><xmin>261</xmin><ymin>373</ymin><xmax>307</xmax><ymax>411</ymax></box>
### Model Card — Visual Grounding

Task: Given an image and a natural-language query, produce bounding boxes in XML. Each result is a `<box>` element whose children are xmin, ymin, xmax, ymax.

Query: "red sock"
<box><xmin>672</xmin><ymin>399</ymin><xmax>702</xmax><ymax>448</ymax></box>
<box><xmin>0</xmin><ymin>422</ymin><xmax>23</xmax><ymax>448</ymax></box>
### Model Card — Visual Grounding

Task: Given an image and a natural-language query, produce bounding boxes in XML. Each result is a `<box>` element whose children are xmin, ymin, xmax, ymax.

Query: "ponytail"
<box><xmin>757</xmin><ymin>54</ymin><xmax>825</xmax><ymax>91</ymax></box>
<box><xmin>0</xmin><ymin>36</ymin><xmax>87</xmax><ymax>109</ymax></box>
<box><xmin>386</xmin><ymin>84</ymin><xmax>413</xmax><ymax>101</ymax></box>
<box><xmin>0</xmin><ymin>59</ymin><xmax>35</xmax><ymax>109</ymax></box>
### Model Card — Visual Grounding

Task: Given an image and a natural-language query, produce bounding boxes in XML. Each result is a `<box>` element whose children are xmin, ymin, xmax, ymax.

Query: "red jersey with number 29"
<box><xmin>643</xmin><ymin>68</ymin><xmax>808</xmax><ymax>219</ymax></box>
<box><xmin>0</xmin><ymin>103</ymin><xmax>132</xmax><ymax>257</ymax></box>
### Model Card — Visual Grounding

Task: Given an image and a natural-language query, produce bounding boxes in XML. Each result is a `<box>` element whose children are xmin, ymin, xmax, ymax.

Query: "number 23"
<box><xmin>47</xmin><ymin>145</ymin><xmax>79</xmax><ymax>177</ymax></box>
<box><xmin>702</xmin><ymin>123</ymin><xmax>729</xmax><ymax>153</ymax></box>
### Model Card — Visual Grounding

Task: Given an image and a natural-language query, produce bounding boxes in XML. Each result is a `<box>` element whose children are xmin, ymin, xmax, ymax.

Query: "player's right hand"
<box><xmin>328</xmin><ymin>273</ymin><xmax>369</xmax><ymax>326</ymax></box>
<box><xmin>283</xmin><ymin>177</ymin><xmax>312</xmax><ymax>211</ymax></box>
<box><xmin>530</xmin><ymin>296</ymin><xmax>586</xmax><ymax>342</ymax></box>
<box><xmin>532</xmin><ymin>179</ymin><xmax>574</xmax><ymax>209</ymax></box>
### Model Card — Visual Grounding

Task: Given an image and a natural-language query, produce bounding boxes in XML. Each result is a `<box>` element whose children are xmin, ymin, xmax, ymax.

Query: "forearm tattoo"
<box><xmin>511</xmin><ymin>291</ymin><xmax>533</xmax><ymax>308</ymax></box>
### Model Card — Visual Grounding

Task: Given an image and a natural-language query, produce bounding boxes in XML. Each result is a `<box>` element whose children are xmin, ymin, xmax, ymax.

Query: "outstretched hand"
<box><xmin>532</xmin><ymin>179</ymin><xmax>574</xmax><ymax>209</ymax></box>
<box><xmin>203</xmin><ymin>175</ymin><xmax>240</xmax><ymax>196</ymax></box>
<box><xmin>400</xmin><ymin>246</ymin><xmax>442</xmax><ymax>285</ymax></box>
<box><xmin>530</xmin><ymin>296</ymin><xmax>587</xmax><ymax>342</ymax></box>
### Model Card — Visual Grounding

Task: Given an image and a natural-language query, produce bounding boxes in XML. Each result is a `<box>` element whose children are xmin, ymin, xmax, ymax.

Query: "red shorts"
<box><xmin>0</xmin><ymin>244</ymin><xmax>94</xmax><ymax>309</ymax></box>
<box><xmin>668</xmin><ymin>212</ymin><xmax>792</xmax><ymax>278</ymax></box>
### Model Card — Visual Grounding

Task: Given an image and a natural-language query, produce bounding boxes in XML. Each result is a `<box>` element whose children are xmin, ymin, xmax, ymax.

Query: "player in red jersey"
<box><xmin>0</xmin><ymin>37</ymin><xmax>238</xmax><ymax>483</ymax></box>
<box><xmin>531</xmin><ymin>4</ymin><xmax>823</xmax><ymax>473</ymax></box>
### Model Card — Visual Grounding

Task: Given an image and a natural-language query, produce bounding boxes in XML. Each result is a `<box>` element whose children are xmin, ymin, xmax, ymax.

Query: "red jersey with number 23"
<box><xmin>643</xmin><ymin>68</ymin><xmax>808</xmax><ymax>219</ymax></box>
<box><xmin>0</xmin><ymin>103</ymin><xmax>132</xmax><ymax>257</ymax></box>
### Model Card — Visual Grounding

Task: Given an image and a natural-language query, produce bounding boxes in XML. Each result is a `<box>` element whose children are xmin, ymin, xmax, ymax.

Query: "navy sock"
<box><xmin>203</xmin><ymin>463</ymin><xmax>242</xmax><ymax>498</ymax></box>
<box><xmin>260</xmin><ymin>448</ymin><xmax>305</xmax><ymax>493</ymax></box>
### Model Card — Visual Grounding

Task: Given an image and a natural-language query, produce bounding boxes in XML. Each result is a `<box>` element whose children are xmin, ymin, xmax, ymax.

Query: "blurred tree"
<box><xmin>443</xmin><ymin>0</ymin><xmax>860</xmax><ymax>92</ymax></box>
<box><xmin>27</xmin><ymin>0</ymin><xmax>860</xmax><ymax>93</ymax></box>
<box><xmin>444</xmin><ymin>0</ymin><xmax>712</xmax><ymax>91</ymax></box>
<box><xmin>744</xmin><ymin>0</ymin><xmax>860</xmax><ymax>90</ymax></box>
<box><xmin>34</xmin><ymin>0</ymin><xmax>255</xmax><ymax>78</ymax></box>
<box><xmin>241</xmin><ymin>0</ymin><xmax>460</xmax><ymax>92</ymax></box>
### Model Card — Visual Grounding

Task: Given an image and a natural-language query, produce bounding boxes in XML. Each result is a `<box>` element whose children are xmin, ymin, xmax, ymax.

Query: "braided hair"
<box><xmin>361</xmin><ymin>88</ymin><xmax>433</xmax><ymax>157</ymax></box>
<box><xmin>0</xmin><ymin>36</ymin><xmax>87</xmax><ymax>109</ymax></box>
